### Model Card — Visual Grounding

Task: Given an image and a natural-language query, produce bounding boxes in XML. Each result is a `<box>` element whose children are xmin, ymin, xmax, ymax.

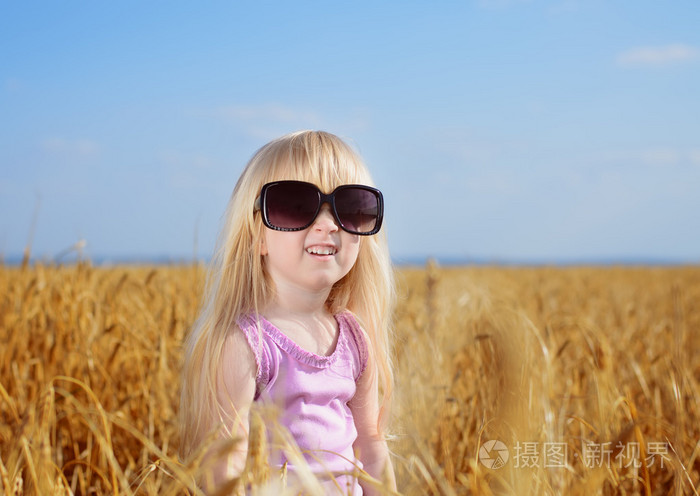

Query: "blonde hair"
<box><xmin>179</xmin><ymin>130</ymin><xmax>395</xmax><ymax>460</ymax></box>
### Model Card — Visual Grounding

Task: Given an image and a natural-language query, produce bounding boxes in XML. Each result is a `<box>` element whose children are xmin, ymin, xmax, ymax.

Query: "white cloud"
<box><xmin>206</xmin><ymin>103</ymin><xmax>324</xmax><ymax>141</ymax></box>
<box><xmin>438</xmin><ymin>141</ymin><xmax>498</xmax><ymax>165</ymax></box>
<box><xmin>476</xmin><ymin>0</ymin><xmax>530</xmax><ymax>8</ymax></box>
<box><xmin>617</xmin><ymin>44</ymin><xmax>699</xmax><ymax>67</ymax></box>
<box><xmin>207</xmin><ymin>103</ymin><xmax>372</xmax><ymax>141</ymax></box>
<box><xmin>212</xmin><ymin>103</ymin><xmax>324</xmax><ymax>139</ymax></box>
<box><xmin>600</xmin><ymin>147</ymin><xmax>700</xmax><ymax>169</ymax></box>
<box><xmin>216</xmin><ymin>103</ymin><xmax>321</xmax><ymax>124</ymax></box>
<box><xmin>639</xmin><ymin>148</ymin><xmax>681</xmax><ymax>167</ymax></box>
<box><xmin>157</xmin><ymin>150</ymin><xmax>222</xmax><ymax>191</ymax></box>
<box><xmin>690</xmin><ymin>150</ymin><xmax>700</xmax><ymax>166</ymax></box>
<box><xmin>41</xmin><ymin>137</ymin><xmax>101</xmax><ymax>158</ymax></box>
<box><xmin>548</xmin><ymin>0</ymin><xmax>581</xmax><ymax>14</ymax></box>
<box><xmin>158</xmin><ymin>150</ymin><xmax>215</xmax><ymax>170</ymax></box>
<box><xmin>4</xmin><ymin>78</ymin><xmax>22</xmax><ymax>92</ymax></box>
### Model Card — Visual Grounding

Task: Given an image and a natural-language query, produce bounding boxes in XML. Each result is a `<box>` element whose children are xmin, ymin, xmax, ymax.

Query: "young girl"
<box><xmin>179</xmin><ymin>131</ymin><xmax>396</xmax><ymax>494</ymax></box>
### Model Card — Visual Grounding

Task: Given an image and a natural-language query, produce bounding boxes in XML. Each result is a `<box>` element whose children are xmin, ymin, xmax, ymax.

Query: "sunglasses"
<box><xmin>254</xmin><ymin>180</ymin><xmax>384</xmax><ymax>235</ymax></box>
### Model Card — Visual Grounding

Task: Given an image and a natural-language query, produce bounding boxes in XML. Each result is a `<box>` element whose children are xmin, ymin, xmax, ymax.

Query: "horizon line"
<box><xmin>2</xmin><ymin>252</ymin><xmax>698</xmax><ymax>268</ymax></box>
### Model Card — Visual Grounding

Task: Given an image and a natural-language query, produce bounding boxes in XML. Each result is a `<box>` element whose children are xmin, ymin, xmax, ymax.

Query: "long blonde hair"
<box><xmin>179</xmin><ymin>130</ymin><xmax>396</xmax><ymax>460</ymax></box>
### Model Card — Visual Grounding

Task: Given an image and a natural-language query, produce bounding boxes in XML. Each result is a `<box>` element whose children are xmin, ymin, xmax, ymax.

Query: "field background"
<box><xmin>1</xmin><ymin>263</ymin><xmax>698</xmax><ymax>495</ymax></box>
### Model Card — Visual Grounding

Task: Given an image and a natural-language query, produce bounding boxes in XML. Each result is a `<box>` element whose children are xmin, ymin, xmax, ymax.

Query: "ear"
<box><xmin>260</xmin><ymin>236</ymin><xmax>268</xmax><ymax>256</ymax></box>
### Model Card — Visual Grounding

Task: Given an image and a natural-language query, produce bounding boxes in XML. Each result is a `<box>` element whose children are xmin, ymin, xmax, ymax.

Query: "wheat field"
<box><xmin>1</xmin><ymin>262</ymin><xmax>698</xmax><ymax>495</ymax></box>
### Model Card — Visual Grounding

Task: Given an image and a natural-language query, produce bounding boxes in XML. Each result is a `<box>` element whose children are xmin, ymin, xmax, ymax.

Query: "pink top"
<box><xmin>238</xmin><ymin>311</ymin><xmax>368</xmax><ymax>494</ymax></box>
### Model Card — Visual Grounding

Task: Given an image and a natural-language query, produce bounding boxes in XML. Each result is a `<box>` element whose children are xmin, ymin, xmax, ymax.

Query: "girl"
<box><xmin>179</xmin><ymin>131</ymin><xmax>396</xmax><ymax>495</ymax></box>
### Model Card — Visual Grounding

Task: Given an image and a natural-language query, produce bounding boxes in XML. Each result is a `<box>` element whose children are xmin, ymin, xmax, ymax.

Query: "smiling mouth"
<box><xmin>306</xmin><ymin>246</ymin><xmax>337</xmax><ymax>256</ymax></box>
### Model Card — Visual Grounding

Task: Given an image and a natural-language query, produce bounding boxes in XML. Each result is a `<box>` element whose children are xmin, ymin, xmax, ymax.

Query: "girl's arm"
<box><xmin>202</xmin><ymin>326</ymin><xmax>257</xmax><ymax>492</ymax></box>
<box><xmin>349</xmin><ymin>353</ymin><xmax>396</xmax><ymax>494</ymax></box>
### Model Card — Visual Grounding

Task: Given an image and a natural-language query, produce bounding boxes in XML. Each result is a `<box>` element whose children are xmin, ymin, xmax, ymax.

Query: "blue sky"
<box><xmin>2</xmin><ymin>1</ymin><xmax>699</xmax><ymax>264</ymax></box>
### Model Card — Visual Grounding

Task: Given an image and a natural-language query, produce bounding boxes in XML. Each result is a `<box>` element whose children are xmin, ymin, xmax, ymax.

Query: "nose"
<box><xmin>313</xmin><ymin>204</ymin><xmax>339</xmax><ymax>232</ymax></box>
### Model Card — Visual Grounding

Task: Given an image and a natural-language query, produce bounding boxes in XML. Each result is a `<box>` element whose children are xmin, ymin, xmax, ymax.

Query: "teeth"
<box><xmin>306</xmin><ymin>246</ymin><xmax>337</xmax><ymax>255</ymax></box>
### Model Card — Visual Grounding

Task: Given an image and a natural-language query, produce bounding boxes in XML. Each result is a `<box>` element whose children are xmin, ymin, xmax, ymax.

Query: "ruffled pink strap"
<box><xmin>337</xmin><ymin>312</ymin><xmax>369</xmax><ymax>381</ymax></box>
<box><xmin>237</xmin><ymin>315</ymin><xmax>270</xmax><ymax>400</ymax></box>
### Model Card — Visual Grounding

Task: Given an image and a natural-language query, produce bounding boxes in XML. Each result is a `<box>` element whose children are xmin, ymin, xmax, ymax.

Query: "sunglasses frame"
<box><xmin>254</xmin><ymin>180</ymin><xmax>384</xmax><ymax>236</ymax></box>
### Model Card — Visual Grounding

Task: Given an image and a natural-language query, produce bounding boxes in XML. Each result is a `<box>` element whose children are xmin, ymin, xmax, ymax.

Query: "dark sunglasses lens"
<box><xmin>334</xmin><ymin>188</ymin><xmax>380</xmax><ymax>234</ymax></box>
<box><xmin>266</xmin><ymin>182</ymin><xmax>320</xmax><ymax>229</ymax></box>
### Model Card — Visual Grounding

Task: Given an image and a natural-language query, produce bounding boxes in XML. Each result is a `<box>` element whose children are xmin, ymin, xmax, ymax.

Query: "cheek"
<box><xmin>263</xmin><ymin>230</ymin><xmax>304</xmax><ymax>262</ymax></box>
<box><xmin>261</xmin><ymin>229</ymin><xmax>283</xmax><ymax>258</ymax></box>
<box><xmin>344</xmin><ymin>236</ymin><xmax>362</xmax><ymax>265</ymax></box>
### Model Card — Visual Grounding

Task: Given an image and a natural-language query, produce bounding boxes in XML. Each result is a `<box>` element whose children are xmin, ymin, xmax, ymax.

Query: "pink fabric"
<box><xmin>238</xmin><ymin>311</ymin><xmax>368</xmax><ymax>494</ymax></box>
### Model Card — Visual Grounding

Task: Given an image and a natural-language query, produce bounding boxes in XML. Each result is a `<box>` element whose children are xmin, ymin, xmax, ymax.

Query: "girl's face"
<box><xmin>261</xmin><ymin>203</ymin><xmax>361</xmax><ymax>295</ymax></box>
